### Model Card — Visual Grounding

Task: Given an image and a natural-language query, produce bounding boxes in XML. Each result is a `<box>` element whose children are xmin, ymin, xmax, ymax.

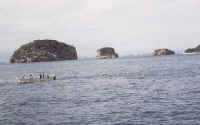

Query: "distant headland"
<box><xmin>10</xmin><ymin>39</ymin><xmax>77</xmax><ymax>63</ymax></box>
<box><xmin>184</xmin><ymin>45</ymin><xmax>200</xmax><ymax>54</ymax></box>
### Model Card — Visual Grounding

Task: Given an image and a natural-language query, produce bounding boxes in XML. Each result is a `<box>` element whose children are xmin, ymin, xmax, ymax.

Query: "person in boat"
<box><xmin>47</xmin><ymin>75</ymin><xmax>49</xmax><ymax>79</ymax></box>
<box><xmin>53</xmin><ymin>76</ymin><xmax>56</xmax><ymax>80</ymax></box>
<box><xmin>42</xmin><ymin>73</ymin><xmax>45</xmax><ymax>79</ymax></box>
<box><xmin>22</xmin><ymin>75</ymin><xmax>25</xmax><ymax>80</ymax></box>
<box><xmin>29</xmin><ymin>74</ymin><xmax>33</xmax><ymax>80</ymax></box>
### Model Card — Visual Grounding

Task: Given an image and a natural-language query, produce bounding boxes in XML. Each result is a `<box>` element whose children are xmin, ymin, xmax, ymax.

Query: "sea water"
<box><xmin>0</xmin><ymin>55</ymin><xmax>200</xmax><ymax>125</ymax></box>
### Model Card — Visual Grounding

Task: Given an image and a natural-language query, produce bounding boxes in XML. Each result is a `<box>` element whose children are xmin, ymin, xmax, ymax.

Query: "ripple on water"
<box><xmin>0</xmin><ymin>55</ymin><xmax>200</xmax><ymax>125</ymax></box>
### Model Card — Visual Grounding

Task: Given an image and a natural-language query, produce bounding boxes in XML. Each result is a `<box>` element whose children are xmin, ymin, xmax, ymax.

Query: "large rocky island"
<box><xmin>153</xmin><ymin>49</ymin><xmax>175</xmax><ymax>56</ymax></box>
<box><xmin>184</xmin><ymin>45</ymin><xmax>200</xmax><ymax>54</ymax></box>
<box><xmin>10</xmin><ymin>39</ymin><xmax>77</xmax><ymax>63</ymax></box>
<box><xmin>96</xmin><ymin>47</ymin><xmax>119</xmax><ymax>59</ymax></box>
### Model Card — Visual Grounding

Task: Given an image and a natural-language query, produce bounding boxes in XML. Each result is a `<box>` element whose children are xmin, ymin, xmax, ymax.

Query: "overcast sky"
<box><xmin>0</xmin><ymin>0</ymin><xmax>200</xmax><ymax>57</ymax></box>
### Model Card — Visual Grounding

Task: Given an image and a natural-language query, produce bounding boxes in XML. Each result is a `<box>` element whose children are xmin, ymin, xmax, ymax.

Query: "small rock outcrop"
<box><xmin>96</xmin><ymin>47</ymin><xmax>119</xmax><ymax>59</ymax></box>
<box><xmin>10</xmin><ymin>39</ymin><xmax>77</xmax><ymax>63</ymax></box>
<box><xmin>153</xmin><ymin>49</ymin><xmax>175</xmax><ymax>56</ymax></box>
<box><xmin>184</xmin><ymin>45</ymin><xmax>200</xmax><ymax>54</ymax></box>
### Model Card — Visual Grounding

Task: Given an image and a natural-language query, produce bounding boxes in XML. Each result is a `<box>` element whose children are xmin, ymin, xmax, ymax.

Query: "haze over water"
<box><xmin>0</xmin><ymin>55</ymin><xmax>200</xmax><ymax>125</ymax></box>
<box><xmin>1</xmin><ymin>0</ymin><xmax>200</xmax><ymax>56</ymax></box>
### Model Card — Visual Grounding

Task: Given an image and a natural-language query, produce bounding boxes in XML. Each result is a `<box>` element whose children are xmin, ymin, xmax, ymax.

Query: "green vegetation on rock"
<box><xmin>10</xmin><ymin>39</ymin><xmax>77</xmax><ymax>63</ymax></box>
<box><xmin>185</xmin><ymin>45</ymin><xmax>200</xmax><ymax>53</ymax></box>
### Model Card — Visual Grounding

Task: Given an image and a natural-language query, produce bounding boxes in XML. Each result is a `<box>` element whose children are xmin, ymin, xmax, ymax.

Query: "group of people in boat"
<box><xmin>17</xmin><ymin>73</ymin><xmax>56</xmax><ymax>83</ymax></box>
<box><xmin>39</xmin><ymin>73</ymin><xmax>50</xmax><ymax>79</ymax></box>
<box><xmin>21</xmin><ymin>73</ymin><xmax>56</xmax><ymax>80</ymax></box>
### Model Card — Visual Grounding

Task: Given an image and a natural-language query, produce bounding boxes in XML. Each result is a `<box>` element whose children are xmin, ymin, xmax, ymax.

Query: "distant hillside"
<box><xmin>185</xmin><ymin>45</ymin><xmax>200</xmax><ymax>53</ymax></box>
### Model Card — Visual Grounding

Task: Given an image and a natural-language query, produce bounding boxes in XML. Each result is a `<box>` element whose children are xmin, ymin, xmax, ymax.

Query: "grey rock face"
<box><xmin>96</xmin><ymin>47</ymin><xmax>119</xmax><ymax>59</ymax></box>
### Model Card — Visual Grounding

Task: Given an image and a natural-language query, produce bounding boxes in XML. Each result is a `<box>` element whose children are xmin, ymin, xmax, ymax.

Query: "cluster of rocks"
<box><xmin>153</xmin><ymin>44</ymin><xmax>200</xmax><ymax>56</ymax></box>
<box><xmin>153</xmin><ymin>49</ymin><xmax>175</xmax><ymax>56</ymax></box>
<box><xmin>96</xmin><ymin>47</ymin><xmax>119</xmax><ymax>59</ymax></box>
<box><xmin>10</xmin><ymin>40</ymin><xmax>77</xmax><ymax>63</ymax></box>
<box><xmin>9</xmin><ymin>39</ymin><xmax>200</xmax><ymax>63</ymax></box>
<box><xmin>152</xmin><ymin>44</ymin><xmax>200</xmax><ymax>56</ymax></box>
<box><xmin>10</xmin><ymin>39</ymin><xmax>119</xmax><ymax>63</ymax></box>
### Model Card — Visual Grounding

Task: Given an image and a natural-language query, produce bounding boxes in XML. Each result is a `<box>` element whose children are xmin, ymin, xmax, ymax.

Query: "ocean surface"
<box><xmin>0</xmin><ymin>55</ymin><xmax>200</xmax><ymax>125</ymax></box>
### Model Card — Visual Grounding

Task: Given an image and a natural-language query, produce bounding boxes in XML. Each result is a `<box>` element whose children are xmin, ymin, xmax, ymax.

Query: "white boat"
<box><xmin>17</xmin><ymin>73</ymin><xmax>56</xmax><ymax>84</ymax></box>
<box><xmin>183</xmin><ymin>52</ymin><xmax>200</xmax><ymax>55</ymax></box>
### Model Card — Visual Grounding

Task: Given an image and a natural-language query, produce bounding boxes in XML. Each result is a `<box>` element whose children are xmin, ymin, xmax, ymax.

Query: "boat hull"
<box><xmin>17</xmin><ymin>77</ymin><xmax>56</xmax><ymax>84</ymax></box>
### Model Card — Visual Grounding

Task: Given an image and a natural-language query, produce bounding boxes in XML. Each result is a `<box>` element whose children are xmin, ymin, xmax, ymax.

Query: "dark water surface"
<box><xmin>0</xmin><ymin>55</ymin><xmax>200</xmax><ymax>125</ymax></box>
